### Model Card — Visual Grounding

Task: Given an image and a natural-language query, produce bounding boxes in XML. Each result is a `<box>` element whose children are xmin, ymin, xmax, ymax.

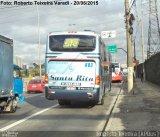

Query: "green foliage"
<box><xmin>21</xmin><ymin>68</ymin><xmax>45</xmax><ymax>78</ymax></box>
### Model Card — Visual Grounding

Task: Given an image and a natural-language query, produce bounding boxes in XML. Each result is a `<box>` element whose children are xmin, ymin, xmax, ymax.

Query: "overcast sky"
<box><xmin>0</xmin><ymin>0</ymin><xmax>160</xmax><ymax>66</ymax></box>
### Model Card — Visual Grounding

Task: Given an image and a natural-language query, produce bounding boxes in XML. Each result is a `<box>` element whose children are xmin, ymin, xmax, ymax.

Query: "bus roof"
<box><xmin>48</xmin><ymin>31</ymin><xmax>99</xmax><ymax>36</ymax></box>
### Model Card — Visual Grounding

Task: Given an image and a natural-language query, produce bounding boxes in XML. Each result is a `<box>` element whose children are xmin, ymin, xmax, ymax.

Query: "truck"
<box><xmin>0</xmin><ymin>35</ymin><xmax>24</xmax><ymax>112</ymax></box>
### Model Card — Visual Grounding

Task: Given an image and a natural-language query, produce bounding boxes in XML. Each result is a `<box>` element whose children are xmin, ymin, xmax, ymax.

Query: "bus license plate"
<box><xmin>61</xmin><ymin>82</ymin><xmax>81</xmax><ymax>86</ymax></box>
<box><xmin>66</xmin><ymin>87</ymin><xmax>76</xmax><ymax>90</ymax></box>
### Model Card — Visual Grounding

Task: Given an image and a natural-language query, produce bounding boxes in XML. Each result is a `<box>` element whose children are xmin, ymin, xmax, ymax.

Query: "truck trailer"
<box><xmin>0</xmin><ymin>35</ymin><xmax>23</xmax><ymax>112</ymax></box>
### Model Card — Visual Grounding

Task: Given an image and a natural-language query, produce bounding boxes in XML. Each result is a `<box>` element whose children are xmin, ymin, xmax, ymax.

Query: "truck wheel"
<box><xmin>0</xmin><ymin>107</ymin><xmax>4</xmax><ymax>112</ymax></box>
<box><xmin>11</xmin><ymin>106</ymin><xmax>17</xmax><ymax>113</ymax></box>
<box><xmin>10</xmin><ymin>97</ymin><xmax>18</xmax><ymax>113</ymax></box>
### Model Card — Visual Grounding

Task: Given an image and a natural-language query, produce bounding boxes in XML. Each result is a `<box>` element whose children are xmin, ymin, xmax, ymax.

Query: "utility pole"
<box><xmin>36</xmin><ymin>5</ymin><xmax>41</xmax><ymax>78</ymax></box>
<box><xmin>125</xmin><ymin>0</ymin><xmax>134</xmax><ymax>93</ymax></box>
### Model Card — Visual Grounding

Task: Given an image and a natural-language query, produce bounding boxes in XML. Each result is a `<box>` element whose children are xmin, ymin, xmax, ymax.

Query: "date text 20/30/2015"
<box><xmin>72</xmin><ymin>1</ymin><xmax>98</xmax><ymax>5</ymax></box>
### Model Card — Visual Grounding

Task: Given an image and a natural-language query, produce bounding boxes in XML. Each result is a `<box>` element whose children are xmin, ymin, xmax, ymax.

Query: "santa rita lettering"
<box><xmin>50</xmin><ymin>75</ymin><xmax>94</xmax><ymax>81</ymax></box>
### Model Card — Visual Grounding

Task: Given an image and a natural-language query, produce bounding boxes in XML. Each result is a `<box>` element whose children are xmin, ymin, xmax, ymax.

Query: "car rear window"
<box><xmin>29</xmin><ymin>79</ymin><xmax>41</xmax><ymax>84</ymax></box>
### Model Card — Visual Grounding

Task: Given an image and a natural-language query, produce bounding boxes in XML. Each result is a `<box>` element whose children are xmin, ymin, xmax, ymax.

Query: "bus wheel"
<box><xmin>58</xmin><ymin>100</ymin><xmax>65</xmax><ymax>105</ymax></box>
<box><xmin>89</xmin><ymin>101</ymin><xmax>97</xmax><ymax>106</ymax></box>
<box><xmin>58</xmin><ymin>100</ymin><xmax>70</xmax><ymax>105</ymax></box>
<box><xmin>64</xmin><ymin>100</ymin><xmax>71</xmax><ymax>105</ymax></box>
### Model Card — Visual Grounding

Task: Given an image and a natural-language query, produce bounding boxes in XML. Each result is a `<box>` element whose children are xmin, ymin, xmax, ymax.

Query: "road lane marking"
<box><xmin>105</xmin><ymin>83</ymin><xmax>123</xmax><ymax>131</ymax></box>
<box><xmin>0</xmin><ymin>104</ymin><xmax>59</xmax><ymax>132</ymax></box>
<box><xmin>96</xmin><ymin>83</ymin><xmax>122</xmax><ymax>131</ymax></box>
<box><xmin>97</xmin><ymin>95</ymin><xmax>118</xmax><ymax>131</ymax></box>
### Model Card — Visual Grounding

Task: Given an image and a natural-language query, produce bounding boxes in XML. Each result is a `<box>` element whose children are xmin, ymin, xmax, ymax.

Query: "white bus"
<box><xmin>45</xmin><ymin>31</ymin><xmax>112</xmax><ymax>105</ymax></box>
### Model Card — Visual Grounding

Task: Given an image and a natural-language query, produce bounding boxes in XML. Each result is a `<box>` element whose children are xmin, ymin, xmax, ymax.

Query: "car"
<box><xmin>27</xmin><ymin>78</ymin><xmax>45</xmax><ymax>93</ymax></box>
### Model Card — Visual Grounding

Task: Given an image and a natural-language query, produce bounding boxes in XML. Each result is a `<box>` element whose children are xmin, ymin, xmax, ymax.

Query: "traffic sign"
<box><xmin>106</xmin><ymin>45</ymin><xmax>117</xmax><ymax>54</ymax></box>
<box><xmin>101</xmin><ymin>31</ymin><xmax>116</xmax><ymax>38</ymax></box>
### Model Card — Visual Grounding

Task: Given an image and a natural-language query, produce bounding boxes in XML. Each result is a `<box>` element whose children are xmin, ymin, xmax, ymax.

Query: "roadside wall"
<box><xmin>137</xmin><ymin>52</ymin><xmax>160</xmax><ymax>85</ymax></box>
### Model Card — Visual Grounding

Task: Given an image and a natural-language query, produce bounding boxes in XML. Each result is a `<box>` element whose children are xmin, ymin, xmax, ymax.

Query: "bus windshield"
<box><xmin>49</xmin><ymin>35</ymin><xmax>96</xmax><ymax>52</ymax></box>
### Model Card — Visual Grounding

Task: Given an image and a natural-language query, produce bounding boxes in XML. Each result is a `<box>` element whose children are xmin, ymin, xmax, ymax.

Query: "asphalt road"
<box><xmin>0</xmin><ymin>82</ymin><xmax>122</xmax><ymax>137</ymax></box>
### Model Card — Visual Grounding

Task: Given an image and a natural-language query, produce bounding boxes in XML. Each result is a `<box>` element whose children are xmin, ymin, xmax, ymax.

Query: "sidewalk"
<box><xmin>105</xmin><ymin>79</ymin><xmax>160</xmax><ymax>133</ymax></box>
